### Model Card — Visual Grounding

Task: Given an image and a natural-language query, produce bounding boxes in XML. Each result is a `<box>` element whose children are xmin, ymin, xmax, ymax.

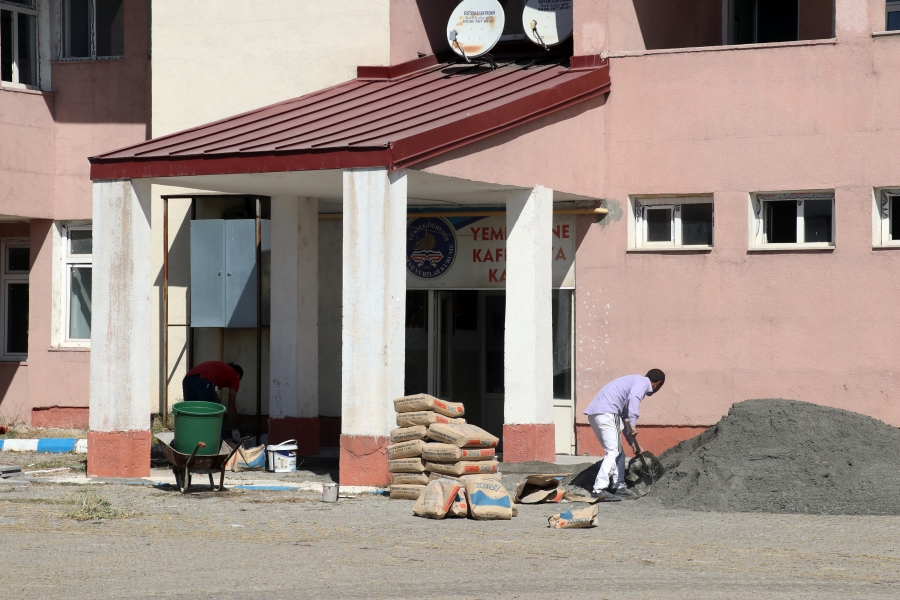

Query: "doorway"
<box><xmin>404</xmin><ymin>289</ymin><xmax>575</xmax><ymax>452</ymax></box>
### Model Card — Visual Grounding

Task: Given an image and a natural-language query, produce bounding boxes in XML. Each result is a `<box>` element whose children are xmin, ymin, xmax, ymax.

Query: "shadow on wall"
<box><xmin>633</xmin><ymin>0</ymin><xmax>722</xmax><ymax>50</ymax></box>
<box><xmin>415</xmin><ymin>0</ymin><xmax>468</xmax><ymax>54</ymax></box>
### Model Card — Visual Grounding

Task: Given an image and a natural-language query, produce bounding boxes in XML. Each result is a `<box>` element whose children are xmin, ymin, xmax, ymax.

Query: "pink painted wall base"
<box><xmin>31</xmin><ymin>407</ymin><xmax>89</xmax><ymax>429</ymax></box>
<box><xmin>339</xmin><ymin>434</ymin><xmax>389</xmax><ymax>486</ymax></box>
<box><xmin>86</xmin><ymin>430</ymin><xmax>151</xmax><ymax>478</ymax></box>
<box><xmin>576</xmin><ymin>424</ymin><xmax>708</xmax><ymax>458</ymax></box>
<box><xmin>268</xmin><ymin>417</ymin><xmax>319</xmax><ymax>456</ymax></box>
<box><xmin>502</xmin><ymin>423</ymin><xmax>555</xmax><ymax>463</ymax></box>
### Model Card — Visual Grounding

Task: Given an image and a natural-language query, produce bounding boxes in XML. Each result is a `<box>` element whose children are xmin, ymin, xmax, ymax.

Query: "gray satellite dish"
<box><xmin>447</xmin><ymin>0</ymin><xmax>506</xmax><ymax>59</ymax></box>
<box><xmin>522</xmin><ymin>0</ymin><xmax>574</xmax><ymax>47</ymax></box>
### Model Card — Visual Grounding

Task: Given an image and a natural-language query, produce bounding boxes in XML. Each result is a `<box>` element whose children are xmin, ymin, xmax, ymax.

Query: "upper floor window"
<box><xmin>1</xmin><ymin>239</ymin><xmax>29</xmax><ymax>360</ymax></box>
<box><xmin>888</xmin><ymin>1</ymin><xmax>900</xmax><ymax>31</ymax></box>
<box><xmin>61</xmin><ymin>0</ymin><xmax>123</xmax><ymax>59</ymax></box>
<box><xmin>630</xmin><ymin>197</ymin><xmax>714</xmax><ymax>250</ymax></box>
<box><xmin>750</xmin><ymin>191</ymin><xmax>835</xmax><ymax>249</ymax></box>
<box><xmin>0</xmin><ymin>0</ymin><xmax>37</xmax><ymax>86</ymax></box>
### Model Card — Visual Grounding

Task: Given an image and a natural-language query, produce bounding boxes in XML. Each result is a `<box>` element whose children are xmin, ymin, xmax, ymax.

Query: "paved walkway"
<box><xmin>1</xmin><ymin>480</ymin><xmax>898</xmax><ymax>599</ymax></box>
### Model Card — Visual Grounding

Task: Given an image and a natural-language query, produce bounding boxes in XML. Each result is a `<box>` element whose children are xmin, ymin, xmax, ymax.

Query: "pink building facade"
<box><xmin>0</xmin><ymin>0</ymin><xmax>149</xmax><ymax>428</ymax></box>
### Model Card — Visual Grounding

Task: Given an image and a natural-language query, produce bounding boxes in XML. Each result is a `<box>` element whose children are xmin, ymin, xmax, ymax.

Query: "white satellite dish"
<box><xmin>446</xmin><ymin>0</ymin><xmax>505</xmax><ymax>59</ymax></box>
<box><xmin>522</xmin><ymin>0</ymin><xmax>574</xmax><ymax>47</ymax></box>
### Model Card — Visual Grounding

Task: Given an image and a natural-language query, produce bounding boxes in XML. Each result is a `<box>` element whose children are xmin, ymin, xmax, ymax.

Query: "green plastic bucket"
<box><xmin>172</xmin><ymin>401</ymin><xmax>225</xmax><ymax>456</ymax></box>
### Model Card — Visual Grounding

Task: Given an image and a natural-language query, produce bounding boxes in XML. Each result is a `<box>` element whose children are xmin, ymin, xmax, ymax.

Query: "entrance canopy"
<box><xmin>89</xmin><ymin>54</ymin><xmax>610</xmax><ymax>184</ymax></box>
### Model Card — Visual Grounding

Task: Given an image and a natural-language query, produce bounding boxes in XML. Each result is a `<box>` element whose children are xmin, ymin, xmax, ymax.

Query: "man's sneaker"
<box><xmin>610</xmin><ymin>486</ymin><xmax>637</xmax><ymax>499</ymax></box>
<box><xmin>590</xmin><ymin>490</ymin><xmax>623</xmax><ymax>502</ymax></box>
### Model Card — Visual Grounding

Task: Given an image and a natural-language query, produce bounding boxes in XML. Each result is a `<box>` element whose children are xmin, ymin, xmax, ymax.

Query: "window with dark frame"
<box><xmin>0</xmin><ymin>0</ymin><xmax>37</xmax><ymax>86</ymax></box>
<box><xmin>2</xmin><ymin>240</ymin><xmax>29</xmax><ymax>359</ymax></box>
<box><xmin>61</xmin><ymin>0</ymin><xmax>124</xmax><ymax>59</ymax></box>
<box><xmin>888</xmin><ymin>0</ymin><xmax>900</xmax><ymax>31</ymax></box>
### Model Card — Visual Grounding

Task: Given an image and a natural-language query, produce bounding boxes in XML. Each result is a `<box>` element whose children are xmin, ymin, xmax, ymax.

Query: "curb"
<box><xmin>0</xmin><ymin>439</ymin><xmax>87</xmax><ymax>454</ymax></box>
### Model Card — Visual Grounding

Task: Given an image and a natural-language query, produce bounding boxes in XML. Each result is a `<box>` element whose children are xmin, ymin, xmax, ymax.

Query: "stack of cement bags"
<box><xmin>388</xmin><ymin>394</ymin><xmax>501</xmax><ymax>500</ymax></box>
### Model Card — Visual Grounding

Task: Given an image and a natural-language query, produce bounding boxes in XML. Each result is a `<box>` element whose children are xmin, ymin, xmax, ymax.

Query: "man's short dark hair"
<box><xmin>228</xmin><ymin>363</ymin><xmax>244</xmax><ymax>380</ymax></box>
<box><xmin>646</xmin><ymin>369</ymin><xmax>665</xmax><ymax>385</ymax></box>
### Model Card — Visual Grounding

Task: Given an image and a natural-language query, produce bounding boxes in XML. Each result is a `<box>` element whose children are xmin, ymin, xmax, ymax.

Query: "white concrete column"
<box><xmin>504</xmin><ymin>185</ymin><xmax>555</xmax><ymax>462</ymax></box>
<box><xmin>340</xmin><ymin>168</ymin><xmax>407</xmax><ymax>485</ymax></box>
<box><xmin>268</xmin><ymin>196</ymin><xmax>320</xmax><ymax>452</ymax></box>
<box><xmin>88</xmin><ymin>179</ymin><xmax>152</xmax><ymax>477</ymax></box>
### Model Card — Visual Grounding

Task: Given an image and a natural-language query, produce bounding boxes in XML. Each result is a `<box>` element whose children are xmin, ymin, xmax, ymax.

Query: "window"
<box><xmin>62</xmin><ymin>224</ymin><xmax>91</xmax><ymax>345</ymax></box>
<box><xmin>875</xmin><ymin>189</ymin><xmax>900</xmax><ymax>247</ymax></box>
<box><xmin>729</xmin><ymin>0</ymin><xmax>799</xmax><ymax>44</ymax></box>
<box><xmin>888</xmin><ymin>1</ymin><xmax>900</xmax><ymax>31</ymax></box>
<box><xmin>631</xmin><ymin>197</ymin><xmax>714</xmax><ymax>249</ymax></box>
<box><xmin>750</xmin><ymin>192</ymin><xmax>835</xmax><ymax>249</ymax></box>
<box><xmin>61</xmin><ymin>0</ymin><xmax>123</xmax><ymax>59</ymax></box>
<box><xmin>1</xmin><ymin>0</ymin><xmax>37</xmax><ymax>86</ymax></box>
<box><xmin>1</xmin><ymin>239</ymin><xmax>28</xmax><ymax>360</ymax></box>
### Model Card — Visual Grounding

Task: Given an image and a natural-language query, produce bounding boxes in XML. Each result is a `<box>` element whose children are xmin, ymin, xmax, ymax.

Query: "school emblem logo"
<box><xmin>406</xmin><ymin>217</ymin><xmax>456</xmax><ymax>279</ymax></box>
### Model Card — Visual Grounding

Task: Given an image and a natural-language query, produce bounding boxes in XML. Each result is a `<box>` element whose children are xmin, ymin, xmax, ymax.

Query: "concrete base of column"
<box><xmin>86</xmin><ymin>430</ymin><xmax>151</xmax><ymax>478</ymax></box>
<box><xmin>339</xmin><ymin>434</ymin><xmax>389</xmax><ymax>486</ymax></box>
<box><xmin>268</xmin><ymin>417</ymin><xmax>320</xmax><ymax>456</ymax></box>
<box><xmin>502</xmin><ymin>424</ymin><xmax>555</xmax><ymax>463</ymax></box>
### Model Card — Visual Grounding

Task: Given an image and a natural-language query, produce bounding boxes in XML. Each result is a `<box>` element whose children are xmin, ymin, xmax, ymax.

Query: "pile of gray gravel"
<box><xmin>567</xmin><ymin>399</ymin><xmax>900</xmax><ymax>515</ymax></box>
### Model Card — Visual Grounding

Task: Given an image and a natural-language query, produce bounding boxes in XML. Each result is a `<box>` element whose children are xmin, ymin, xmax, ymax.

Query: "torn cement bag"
<box><xmin>390</xmin><ymin>425</ymin><xmax>427</xmax><ymax>443</ymax></box>
<box><xmin>388</xmin><ymin>457</ymin><xmax>426</xmax><ymax>473</ymax></box>
<box><xmin>464</xmin><ymin>476</ymin><xmax>513</xmax><ymax>520</ymax></box>
<box><xmin>426</xmin><ymin>423</ymin><xmax>500</xmax><ymax>448</ymax></box>
<box><xmin>387</xmin><ymin>439</ymin><xmax>426</xmax><ymax>460</ymax></box>
<box><xmin>392</xmin><ymin>472</ymin><xmax>430</xmax><ymax>485</ymax></box>
<box><xmin>396</xmin><ymin>411</ymin><xmax>467</xmax><ymax>428</ymax></box>
<box><xmin>421</xmin><ymin>443</ymin><xmax>496</xmax><ymax>462</ymax></box>
<box><xmin>225</xmin><ymin>444</ymin><xmax>266</xmax><ymax>471</ymax></box>
<box><xmin>394</xmin><ymin>394</ymin><xmax>465</xmax><ymax>418</ymax></box>
<box><xmin>548</xmin><ymin>505</ymin><xmax>599</xmax><ymax>529</ymax></box>
<box><xmin>513</xmin><ymin>475</ymin><xmax>566</xmax><ymax>504</ymax></box>
<box><xmin>447</xmin><ymin>488</ymin><xmax>468</xmax><ymax>517</ymax></box>
<box><xmin>426</xmin><ymin>460</ymin><xmax>499</xmax><ymax>477</ymax></box>
<box><xmin>390</xmin><ymin>484</ymin><xmax>426</xmax><ymax>500</ymax></box>
<box><xmin>413</xmin><ymin>478</ymin><xmax>462</xmax><ymax>519</ymax></box>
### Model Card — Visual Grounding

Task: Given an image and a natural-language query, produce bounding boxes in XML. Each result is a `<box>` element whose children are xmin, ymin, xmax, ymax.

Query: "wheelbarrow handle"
<box><xmin>181</xmin><ymin>442</ymin><xmax>205</xmax><ymax>494</ymax></box>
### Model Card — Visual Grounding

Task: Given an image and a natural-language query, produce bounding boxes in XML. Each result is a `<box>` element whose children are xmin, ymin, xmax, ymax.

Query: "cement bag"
<box><xmin>396</xmin><ymin>411</ymin><xmax>466</xmax><ymax>428</ymax></box>
<box><xmin>388</xmin><ymin>457</ymin><xmax>426</xmax><ymax>473</ymax></box>
<box><xmin>390</xmin><ymin>425</ymin><xmax>427</xmax><ymax>443</ymax></box>
<box><xmin>447</xmin><ymin>488</ymin><xmax>468</xmax><ymax>517</ymax></box>
<box><xmin>392</xmin><ymin>472</ymin><xmax>430</xmax><ymax>485</ymax></box>
<box><xmin>390</xmin><ymin>484</ymin><xmax>426</xmax><ymax>500</ymax></box>
<box><xmin>513</xmin><ymin>475</ymin><xmax>566</xmax><ymax>504</ymax></box>
<box><xmin>421</xmin><ymin>443</ymin><xmax>496</xmax><ymax>462</ymax></box>
<box><xmin>387</xmin><ymin>439</ymin><xmax>426</xmax><ymax>459</ymax></box>
<box><xmin>464</xmin><ymin>476</ymin><xmax>512</xmax><ymax>520</ymax></box>
<box><xmin>548</xmin><ymin>505</ymin><xmax>599</xmax><ymax>529</ymax></box>
<box><xmin>428</xmin><ymin>471</ymin><xmax>460</xmax><ymax>482</ymax></box>
<box><xmin>426</xmin><ymin>423</ymin><xmax>499</xmax><ymax>448</ymax></box>
<box><xmin>394</xmin><ymin>394</ymin><xmax>465</xmax><ymax>418</ymax></box>
<box><xmin>412</xmin><ymin>478</ymin><xmax>462</xmax><ymax>519</ymax></box>
<box><xmin>225</xmin><ymin>444</ymin><xmax>266</xmax><ymax>471</ymax></box>
<box><xmin>427</xmin><ymin>460</ymin><xmax>499</xmax><ymax>477</ymax></box>
<box><xmin>460</xmin><ymin>472</ymin><xmax>501</xmax><ymax>484</ymax></box>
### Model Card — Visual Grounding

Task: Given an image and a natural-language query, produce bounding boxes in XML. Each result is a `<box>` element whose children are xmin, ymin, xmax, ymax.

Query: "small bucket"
<box><xmin>265</xmin><ymin>439</ymin><xmax>298</xmax><ymax>473</ymax></box>
<box><xmin>322</xmin><ymin>483</ymin><xmax>339</xmax><ymax>503</ymax></box>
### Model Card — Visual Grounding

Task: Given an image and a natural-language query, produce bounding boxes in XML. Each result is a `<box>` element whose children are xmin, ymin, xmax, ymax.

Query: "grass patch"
<box><xmin>0</xmin><ymin>426</ymin><xmax>86</xmax><ymax>440</ymax></box>
<box><xmin>28</xmin><ymin>456</ymin><xmax>86</xmax><ymax>471</ymax></box>
<box><xmin>64</xmin><ymin>490</ymin><xmax>137</xmax><ymax>521</ymax></box>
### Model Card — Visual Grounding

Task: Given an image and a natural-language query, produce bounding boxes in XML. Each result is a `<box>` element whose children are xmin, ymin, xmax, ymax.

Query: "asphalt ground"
<box><xmin>1</xmin><ymin>481</ymin><xmax>898</xmax><ymax>599</ymax></box>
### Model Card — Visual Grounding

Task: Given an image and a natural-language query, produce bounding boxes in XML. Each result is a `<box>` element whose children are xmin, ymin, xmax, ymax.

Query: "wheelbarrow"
<box><xmin>154</xmin><ymin>432</ymin><xmax>250</xmax><ymax>494</ymax></box>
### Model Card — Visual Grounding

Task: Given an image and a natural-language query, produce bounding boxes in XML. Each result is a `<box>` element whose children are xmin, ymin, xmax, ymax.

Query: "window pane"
<box><xmin>66</xmin><ymin>0</ymin><xmax>91</xmax><ymax>58</ymax></box>
<box><xmin>892</xmin><ymin>197</ymin><xmax>900</xmax><ymax>241</ymax></box>
<box><xmin>69</xmin><ymin>266</ymin><xmax>92</xmax><ymax>339</ymax></box>
<box><xmin>16</xmin><ymin>12</ymin><xmax>35</xmax><ymax>85</ymax></box>
<box><xmin>765</xmin><ymin>201</ymin><xmax>797</xmax><ymax>243</ymax></box>
<box><xmin>804</xmin><ymin>199</ymin><xmax>833</xmax><ymax>244</ymax></box>
<box><xmin>404</xmin><ymin>290</ymin><xmax>428</xmax><ymax>396</ymax></box>
<box><xmin>757</xmin><ymin>0</ymin><xmax>799</xmax><ymax>43</ymax></box>
<box><xmin>889</xmin><ymin>11</ymin><xmax>900</xmax><ymax>31</ymax></box>
<box><xmin>646</xmin><ymin>208</ymin><xmax>672</xmax><ymax>242</ymax></box>
<box><xmin>1</xmin><ymin>10</ymin><xmax>12</xmax><ymax>82</ymax></box>
<box><xmin>7</xmin><ymin>247</ymin><xmax>29</xmax><ymax>272</ymax></box>
<box><xmin>7</xmin><ymin>282</ymin><xmax>28</xmax><ymax>354</ymax></box>
<box><xmin>69</xmin><ymin>229</ymin><xmax>93</xmax><ymax>254</ymax></box>
<box><xmin>95</xmin><ymin>0</ymin><xmax>124</xmax><ymax>57</ymax></box>
<box><xmin>5</xmin><ymin>1</ymin><xmax>36</xmax><ymax>7</ymax></box>
<box><xmin>681</xmin><ymin>203</ymin><xmax>713</xmax><ymax>246</ymax></box>
<box><xmin>552</xmin><ymin>289</ymin><xmax>572</xmax><ymax>400</ymax></box>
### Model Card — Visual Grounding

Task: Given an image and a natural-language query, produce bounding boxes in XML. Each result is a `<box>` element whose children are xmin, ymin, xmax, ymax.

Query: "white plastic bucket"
<box><xmin>322</xmin><ymin>483</ymin><xmax>339</xmax><ymax>502</ymax></box>
<box><xmin>265</xmin><ymin>439</ymin><xmax>298</xmax><ymax>473</ymax></box>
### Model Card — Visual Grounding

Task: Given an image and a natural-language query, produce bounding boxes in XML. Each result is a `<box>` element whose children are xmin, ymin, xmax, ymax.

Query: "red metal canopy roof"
<box><xmin>89</xmin><ymin>54</ymin><xmax>610</xmax><ymax>181</ymax></box>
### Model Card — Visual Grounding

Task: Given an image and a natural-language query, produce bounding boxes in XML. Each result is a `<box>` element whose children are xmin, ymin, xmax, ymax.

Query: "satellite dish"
<box><xmin>522</xmin><ymin>0</ymin><xmax>573</xmax><ymax>47</ymax></box>
<box><xmin>446</xmin><ymin>0</ymin><xmax>505</xmax><ymax>59</ymax></box>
